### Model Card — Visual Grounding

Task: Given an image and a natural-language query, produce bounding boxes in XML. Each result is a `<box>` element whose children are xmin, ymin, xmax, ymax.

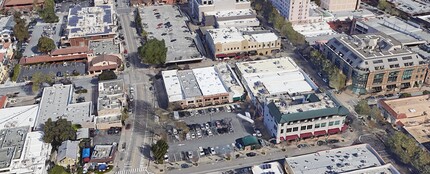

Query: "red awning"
<box><xmin>314</xmin><ymin>130</ymin><xmax>327</xmax><ymax>137</ymax></box>
<box><xmin>216</xmin><ymin>54</ymin><xmax>227</xmax><ymax>58</ymax></box>
<box><xmin>300</xmin><ymin>132</ymin><xmax>313</xmax><ymax>139</ymax></box>
<box><xmin>280</xmin><ymin>136</ymin><xmax>285</xmax><ymax>141</ymax></box>
<box><xmin>83</xmin><ymin>157</ymin><xmax>90</xmax><ymax>163</ymax></box>
<box><xmin>341</xmin><ymin>125</ymin><xmax>348</xmax><ymax>132</ymax></box>
<box><xmin>285</xmin><ymin>135</ymin><xmax>299</xmax><ymax>141</ymax></box>
<box><xmin>226</xmin><ymin>53</ymin><xmax>237</xmax><ymax>57</ymax></box>
<box><xmin>328</xmin><ymin>128</ymin><xmax>340</xmax><ymax>135</ymax></box>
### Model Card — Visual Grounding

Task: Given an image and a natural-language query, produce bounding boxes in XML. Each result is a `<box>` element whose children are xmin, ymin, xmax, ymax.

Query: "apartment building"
<box><xmin>190</xmin><ymin>0</ymin><xmax>251</xmax><ymax>22</ymax></box>
<box><xmin>162</xmin><ymin>66</ymin><xmax>236</xmax><ymax>110</ymax></box>
<box><xmin>205</xmin><ymin>27</ymin><xmax>281</xmax><ymax>59</ymax></box>
<box><xmin>65</xmin><ymin>5</ymin><xmax>117</xmax><ymax>46</ymax></box>
<box><xmin>270</xmin><ymin>0</ymin><xmax>310</xmax><ymax>24</ymax></box>
<box><xmin>323</xmin><ymin>34</ymin><xmax>427</xmax><ymax>94</ymax></box>
<box><xmin>320</xmin><ymin>0</ymin><xmax>360</xmax><ymax>12</ymax></box>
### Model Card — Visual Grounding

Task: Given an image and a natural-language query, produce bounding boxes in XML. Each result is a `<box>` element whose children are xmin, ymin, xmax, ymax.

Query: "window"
<box><xmin>293</xmin><ymin>127</ymin><xmax>298</xmax><ymax>132</ymax></box>
<box><xmin>307</xmin><ymin>125</ymin><xmax>313</xmax><ymax>129</ymax></box>
<box><xmin>402</xmin><ymin>56</ymin><xmax>412</xmax><ymax>60</ymax></box>
<box><xmin>372</xmin><ymin>73</ymin><xmax>384</xmax><ymax>84</ymax></box>
<box><xmin>301</xmin><ymin>126</ymin><xmax>306</xmax><ymax>130</ymax></box>
<box><xmin>404</xmin><ymin>62</ymin><xmax>413</xmax><ymax>67</ymax></box>
<box><xmin>334</xmin><ymin>121</ymin><xmax>340</xmax><ymax>125</ymax></box>
<box><xmin>389</xmin><ymin>64</ymin><xmax>400</xmax><ymax>68</ymax></box>
<box><xmin>388</xmin><ymin>58</ymin><xmax>398</xmax><ymax>62</ymax></box>
<box><xmin>315</xmin><ymin>123</ymin><xmax>320</xmax><ymax>128</ymax></box>
<box><xmin>373</xmin><ymin>60</ymin><xmax>383</xmax><ymax>64</ymax></box>
<box><xmin>388</xmin><ymin>71</ymin><xmax>399</xmax><ymax>82</ymax></box>
<box><xmin>328</xmin><ymin>121</ymin><xmax>334</xmax><ymax>126</ymax></box>
<box><xmin>280</xmin><ymin>129</ymin><xmax>284</xmax><ymax>134</ymax></box>
<box><xmin>402</xmin><ymin>69</ymin><xmax>413</xmax><ymax>80</ymax></box>
<box><xmin>287</xmin><ymin>128</ymin><xmax>292</xmax><ymax>133</ymax></box>
<box><xmin>374</xmin><ymin>66</ymin><xmax>384</xmax><ymax>70</ymax></box>
<box><xmin>321</xmin><ymin>123</ymin><xmax>326</xmax><ymax>127</ymax></box>
<box><xmin>187</xmin><ymin>101</ymin><xmax>194</xmax><ymax>104</ymax></box>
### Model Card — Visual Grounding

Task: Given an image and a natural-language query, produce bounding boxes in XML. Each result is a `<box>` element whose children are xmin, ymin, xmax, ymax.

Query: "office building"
<box><xmin>389</xmin><ymin>0</ymin><xmax>430</xmax><ymax>17</ymax></box>
<box><xmin>205</xmin><ymin>27</ymin><xmax>281</xmax><ymax>59</ymax></box>
<box><xmin>270</xmin><ymin>0</ymin><xmax>310</xmax><ymax>24</ymax></box>
<box><xmin>320</xmin><ymin>0</ymin><xmax>360</xmax><ymax>12</ymax></box>
<box><xmin>66</xmin><ymin>5</ymin><xmax>117</xmax><ymax>46</ymax></box>
<box><xmin>323</xmin><ymin>34</ymin><xmax>428</xmax><ymax>94</ymax></box>
<box><xmin>19</xmin><ymin>46</ymin><xmax>89</xmax><ymax>65</ymax></box>
<box><xmin>162</xmin><ymin>66</ymin><xmax>237</xmax><ymax>110</ymax></box>
<box><xmin>90</xmin><ymin>144</ymin><xmax>116</xmax><ymax>163</ymax></box>
<box><xmin>284</xmin><ymin>144</ymin><xmax>400</xmax><ymax>174</ymax></box>
<box><xmin>35</xmin><ymin>84</ymin><xmax>94</xmax><ymax>129</ymax></box>
<box><xmin>203</xmin><ymin>9</ymin><xmax>260</xmax><ymax>28</ymax></box>
<box><xmin>252</xmin><ymin>161</ymin><xmax>285</xmax><ymax>174</ymax></box>
<box><xmin>190</xmin><ymin>0</ymin><xmax>252</xmax><ymax>22</ymax></box>
<box><xmin>96</xmin><ymin>79</ymin><xmax>126</xmax><ymax>129</ymax></box>
<box><xmin>378</xmin><ymin>95</ymin><xmax>430</xmax><ymax>151</ymax></box>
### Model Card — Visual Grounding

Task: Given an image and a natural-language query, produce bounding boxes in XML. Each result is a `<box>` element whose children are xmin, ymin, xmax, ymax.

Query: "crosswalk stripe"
<box><xmin>116</xmin><ymin>167</ymin><xmax>151</xmax><ymax>174</ymax></box>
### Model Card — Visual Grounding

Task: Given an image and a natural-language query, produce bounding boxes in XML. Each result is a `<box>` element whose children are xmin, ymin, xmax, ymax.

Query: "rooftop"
<box><xmin>356</xmin><ymin>16</ymin><xmax>430</xmax><ymax>45</ymax></box>
<box><xmin>251</xmin><ymin>161</ymin><xmax>285</xmax><ymax>174</ymax></box>
<box><xmin>285</xmin><ymin>144</ymin><xmax>388</xmax><ymax>174</ymax></box>
<box><xmin>293</xmin><ymin>22</ymin><xmax>336</xmax><ymax>38</ymax></box>
<box><xmin>89</xmin><ymin>40</ymin><xmax>120</xmax><ymax>55</ymax></box>
<box><xmin>92</xmin><ymin>144</ymin><xmax>115</xmax><ymax>160</ymax></box>
<box><xmin>342</xmin><ymin>164</ymin><xmax>401</xmax><ymax>174</ymax></box>
<box><xmin>214</xmin><ymin>63</ymin><xmax>244</xmax><ymax>99</ymax></box>
<box><xmin>98</xmin><ymin>79</ymin><xmax>125</xmax><ymax>111</ymax></box>
<box><xmin>0</xmin><ymin>16</ymin><xmax>14</xmax><ymax>31</ymax></box>
<box><xmin>207</xmin><ymin>27</ymin><xmax>279</xmax><ymax>44</ymax></box>
<box><xmin>379</xmin><ymin>95</ymin><xmax>430</xmax><ymax>121</ymax></box>
<box><xmin>205</xmin><ymin>9</ymin><xmax>256</xmax><ymax>18</ymax></box>
<box><xmin>162</xmin><ymin>66</ymin><xmax>229</xmax><ymax>102</ymax></box>
<box><xmin>389</xmin><ymin>0</ymin><xmax>430</xmax><ymax>16</ymax></box>
<box><xmin>2</xmin><ymin>0</ymin><xmax>43</xmax><ymax>6</ymax></box>
<box><xmin>327</xmin><ymin>34</ymin><xmax>425</xmax><ymax>71</ymax></box>
<box><xmin>330</xmin><ymin>9</ymin><xmax>375</xmax><ymax>21</ymax></box>
<box><xmin>0</xmin><ymin>105</ymin><xmax>39</xmax><ymax>129</ymax></box>
<box><xmin>56</xmin><ymin>140</ymin><xmax>80</xmax><ymax>163</ymax></box>
<box><xmin>36</xmin><ymin>84</ymin><xmax>93</xmax><ymax>129</ymax></box>
<box><xmin>0</xmin><ymin>127</ymin><xmax>29</xmax><ymax>169</ymax></box>
<box><xmin>67</xmin><ymin>5</ymin><xmax>115</xmax><ymax>38</ymax></box>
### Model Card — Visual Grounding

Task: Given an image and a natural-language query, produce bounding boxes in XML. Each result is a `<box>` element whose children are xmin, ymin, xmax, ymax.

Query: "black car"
<box><xmin>246</xmin><ymin>152</ymin><xmax>256</xmax><ymax>157</ymax></box>
<box><xmin>327</xmin><ymin>139</ymin><xmax>340</xmax><ymax>144</ymax></box>
<box><xmin>170</xmin><ymin>39</ymin><xmax>177</xmax><ymax>42</ymax></box>
<box><xmin>126</xmin><ymin>62</ymin><xmax>131</xmax><ymax>67</ymax></box>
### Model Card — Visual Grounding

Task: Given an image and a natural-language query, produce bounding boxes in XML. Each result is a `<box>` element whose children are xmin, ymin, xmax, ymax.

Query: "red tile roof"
<box><xmin>89</xmin><ymin>55</ymin><xmax>121</xmax><ymax>72</ymax></box>
<box><xmin>51</xmin><ymin>46</ymin><xmax>89</xmax><ymax>56</ymax></box>
<box><xmin>19</xmin><ymin>54</ymin><xmax>88</xmax><ymax>65</ymax></box>
<box><xmin>0</xmin><ymin>96</ymin><xmax>7</xmax><ymax>108</ymax></box>
<box><xmin>3</xmin><ymin>0</ymin><xmax>43</xmax><ymax>6</ymax></box>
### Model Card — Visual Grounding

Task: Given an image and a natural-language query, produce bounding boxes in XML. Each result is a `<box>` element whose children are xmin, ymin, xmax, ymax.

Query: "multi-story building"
<box><xmin>252</xmin><ymin>162</ymin><xmax>285</xmax><ymax>174</ymax></box>
<box><xmin>270</xmin><ymin>0</ymin><xmax>310</xmax><ymax>24</ymax></box>
<box><xmin>284</xmin><ymin>144</ymin><xmax>401</xmax><ymax>174</ymax></box>
<box><xmin>378</xmin><ymin>95</ymin><xmax>430</xmax><ymax>151</ymax></box>
<box><xmin>65</xmin><ymin>5</ymin><xmax>117</xmax><ymax>47</ymax></box>
<box><xmin>0</xmin><ymin>16</ymin><xmax>14</xmax><ymax>43</ymax></box>
<box><xmin>320</xmin><ymin>0</ymin><xmax>360</xmax><ymax>12</ymax></box>
<box><xmin>96</xmin><ymin>79</ymin><xmax>126</xmax><ymax>129</ymax></box>
<box><xmin>205</xmin><ymin>27</ymin><xmax>281</xmax><ymax>59</ymax></box>
<box><xmin>190</xmin><ymin>0</ymin><xmax>251</xmax><ymax>22</ymax></box>
<box><xmin>1</xmin><ymin>0</ymin><xmax>44</xmax><ymax>12</ymax></box>
<box><xmin>203</xmin><ymin>9</ymin><xmax>260</xmax><ymax>28</ymax></box>
<box><xmin>323</xmin><ymin>34</ymin><xmax>428</xmax><ymax>94</ymax></box>
<box><xmin>162</xmin><ymin>66</ymin><xmax>242</xmax><ymax>110</ymax></box>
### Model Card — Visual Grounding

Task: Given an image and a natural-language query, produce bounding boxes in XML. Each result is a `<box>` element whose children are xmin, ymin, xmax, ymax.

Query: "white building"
<box><xmin>96</xmin><ymin>79</ymin><xmax>126</xmax><ymax>130</ymax></box>
<box><xmin>252</xmin><ymin>161</ymin><xmax>284</xmax><ymax>174</ymax></box>
<box><xmin>190</xmin><ymin>0</ymin><xmax>252</xmax><ymax>22</ymax></box>
<box><xmin>0</xmin><ymin>16</ymin><xmax>14</xmax><ymax>43</ymax></box>
<box><xmin>204</xmin><ymin>9</ymin><xmax>260</xmax><ymax>28</ymax></box>
<box><xmin>270</xmin><ymin>0</ymin><xmax>310</xmax><ymax>24</ymax></box>
<box><xmin>284</xmin><ymin>144</ymin><xmax>400</xmax><ymax>174</ymax></box>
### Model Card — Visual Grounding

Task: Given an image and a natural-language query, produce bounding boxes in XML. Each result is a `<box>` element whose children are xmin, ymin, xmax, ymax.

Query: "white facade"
<box><xmin>270</xmin><ymin>0</ymin><xmax>310</xmax><ymax>23</ymax></box>
<box><xmin>191</xmin><ymin>0</ymin><xmax>251</xmax><ymax>22</ymax></box>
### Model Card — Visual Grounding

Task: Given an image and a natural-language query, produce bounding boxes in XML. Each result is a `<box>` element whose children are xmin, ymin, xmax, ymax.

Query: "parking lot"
<box><xmin>140</xmin><ymin>5</ymin><xmax>202</xmax><ymax>63</ymax></box>
<box><xmin>166</xmin><ymin>105</ymin><xmax>253</xmax><ymax>163</ymax></box>
<box><xmin>18</xmin><ymin>62</ymin><xmax>87</xmax><ymax>82</ymax></box>
<box><xmin>93</xmin><ymin>129</ymin><xmax>122</xmax><ymax>145</ymax></box>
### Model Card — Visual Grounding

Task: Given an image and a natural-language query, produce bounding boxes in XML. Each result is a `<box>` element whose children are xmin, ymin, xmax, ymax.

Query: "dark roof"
<box><xmin>241</xmin><ymin>135</ymin><xmax>259</xmax><ymax>146</ymax></box>
<box><xmin>267</xmin><ymin>102</ymin><xmax>349</xmax><ymax>124</ymax></box>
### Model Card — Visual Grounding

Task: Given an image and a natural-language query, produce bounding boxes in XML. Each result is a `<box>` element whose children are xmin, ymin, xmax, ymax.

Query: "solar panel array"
<box><xmin>66</xmin><ymin>5</ymin><xmax>115</xmax><ymax>37</ymax></box>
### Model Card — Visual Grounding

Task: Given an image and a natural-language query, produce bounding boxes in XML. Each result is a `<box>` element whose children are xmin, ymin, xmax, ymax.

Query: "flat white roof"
<box><xmin>207</xmin><ymin>27</ymin><xmax>245</xmax><ymax>44</ymax></box>
<box><xmin>162</xmin><ymin>70</ymin><xmax>184</xmax><ymax>102</ymax></box>
<box><xmin>0</xmin><ymin>105</ymin><xmax>39</xmax><ymax>129</ymax></box>
<box><xmin>252</xmin><ymin>71</ymin><xmax>313</xmax><ymax>95</ymax></box>
<box><xmin>251</xmin><ymin>161</ymin><xmax>285</xmax><ymax>174</ymax></box>
<box><xmin>251</xmin><ymin>33</ymin><xmax>279</xmax><ymax>43</ymax></box>
<box><xmin>215</xmin><ymin>63</ymin><xmax>244</xmax><ymax>99</ymax></box>
<box><xmin>293</xmin><ymin>22</ymin><xmax>336</xmax><ymax>38</ymax></box>
<box><xmin>236</xmin><ymin>57</ymin><xmax>299</xmax><ymax>76</ymax></box>
<box><xmin>342</xmin><ymin>164</ymin><xmax>401</xmax><ymax>174</ymax></box>
<box><xmin>193</xmin><ymin>67</ymin><xmax>227</xmax><ymax>96</ymax></box>
<box><xmin>285</xmin><ymin>144</ymin><xmax>387</xmax><ymax>174</ymax></box>
<box><xmin>205</xmin><ymin>9</ymin><xmax>255</xmax><ymax>18</ymax></box>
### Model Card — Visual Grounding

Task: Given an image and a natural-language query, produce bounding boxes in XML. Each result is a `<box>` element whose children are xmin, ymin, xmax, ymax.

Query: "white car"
<box><xmin>205</xmin><ymin>123</ymin><xmax>210</xmax><ymax>130</ymax></box>
<box><xmin>209</xmin><ymin>147</ymin><xmax>216</xmax><ymax>155</ymax></box>
<box><xmin>164</xmin><ymin>154</ymin><xmax>169</xmax><ymax>162</ymax></box>
<box><xmin>226</xmin><ymin>106</ymin><xmax>231</xmax><ymax>112</ymax></box>
<box><xmin>199</xmin><ymin>147</ymin><xmax>205</xmax><ymax>156</ymax></box>
<box><xmin>191</xmin><ymin>133</ymin><xmax>196</xmax><ymax>139</ymax></box>
<box><xmin>187</xmin><ymin>151</ymin><xmax>193</xmax><ymax>159</ymax></box>
<box><xmin>197</xmin><ymin>130</ymin><xmax>202</xmax><ymax>138</ymax></box>
<box><xmin>207</xmin><ymin>129</ymin><xmax>213</xmax><ymax>136</ymax></box>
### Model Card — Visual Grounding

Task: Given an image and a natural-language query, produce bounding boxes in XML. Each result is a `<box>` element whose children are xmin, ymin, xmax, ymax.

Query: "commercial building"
<box><xmin>203</xmin><ymin>9</ymin><xmax>260</xmax><ymax>28</ymax></box>
<box><xmin>162</xmin><ymin>66</ymin><xmax>233</xmax><ymax>110</ymax></box>
<box><xmin>0</xmin><ymin>16</ymin><xmax>14</xmax><ymax>43</ymax></box>
<box><xmin>94</xmin><ymin>0</ymin><xmax>115</xmax><ymax>5</ymax></box>
<box><xmin>251</xmin><ymin>161</ymin><xmax>285</xmax><ymax>174</ymax></box>
<box><xmin>284</xmin><ymin>144</ymin><xmax>400</xmax><ymax>174</ymax></box>
<box><xmin>352</xmin><ymin>16</ymin><xmax>430</xmax><ymax>46</ymax></box>
<box><xmin>190</xmin><ymin>0</ymin><xmax>252</xmax><ymax>22</ymax></box>
<box><xmin>90</xmin><ymin>144</ymin><xmax>116</xmax><ymax>163</ymax></box>
<box><xmin>323</xmin><ymin>34</ymin><xmax>428</xmax><ymax>94</ymax></box>
<box><xmin>205</xmin><ymin>27</ymin><xmax>281</xmax><ymax>59</ymax></box>
<box><xmin>66</xmin><ymin>5</ymin><xmax>117</xmax><ymax>47</ymax></box>
<box><xmin>56</xmin><ymin>140</ymin><xmax>80</xmax><ymax>168</ymax></box>
<box><xmin>389</xmin><ymin>0</ymin><xmax>430</xmax><ymax>17</ymax></box>
<box><xmin>96</xmin><ymin>79</ymin><xmax>126</xmax><ymax>129</ymax></box>
<box><xmin>378</xmin><ymin>95</ymin><xmax>430</xmax><ymax>151</ymax></box>
<box><xmin>270</xmin><ymin>0</ymin><xmax>310</xmax><ymax>24</ymax></box>
<box><xmin>1</xmin><ymin>0</ymin><xmax>44</xmax><ymax>12</ymax></box>
<box><xmin>215</xmin><ymin>62</ymin><xmax>245</xmax><ymax>101</ymax></box>
<box><xmin>19</xmin><ymin>46</ymin><xmax>90</xmax><ymax>65</ymax></box>
<box><xmin>35</xmin><ymin>84</ymin><xmax>94</xmax><ymax>129</ymax></box>
<box><xmin>88</xmin><ymin>54</ymin><xmax>122</xmax><ymax>74</ymax></box>
<box><xmin>320</xmin><ymin>0</ymin><xmax>360</xmax><ymax>12</ymax></box>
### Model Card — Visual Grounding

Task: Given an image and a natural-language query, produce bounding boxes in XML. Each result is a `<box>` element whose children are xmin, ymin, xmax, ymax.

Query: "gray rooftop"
<box><xmin>67</xmin><ymin>5</ymin><xmax>116</xmax><ymax>38</ymax></box>
<box><xmin>92</xmin><ymin>144</ymin><xmax>115</xmax><ymax>159</ymax></box>
<box><xmin>0</xmin><ymin>127</ymin><xmax>29</xmax><ymax>169</ymax></box>
<box><xmin>76</xmin><ymin>128</ymin><xmax>89</xmax><ymax>139</ymax></box>
<box><xmin>390</xmin><ymin>0</ymin><xmax>430</xmax><ymax>16</ymax></box>
<box><xmin>177</xmin><ymin>70</ymin><xmax>202</xmax><ymax>98</ymax></box>
<box><xmin>89</xmin><ymin>40</ymin><xmax>120</xmax><ymax>55</ymax></box>
<box><xmin>326</xmin><ymin>34</ymin><xmax>425</xmax><ymax>72</ymax></box>
<box><xmin>285</xmin><ymin>144</ymin><xmax>387</xmax><ymax>174</ymax></box>
<box><xmin>0</xmin><ymin>16</ymin><xmax>14</xmax><ymax>31</ymax></box>
<box><xmin>36</xmin><ymin>84</ymin><xmax>93</xmax><ymax>129</ymax></box>
<box><xmin>56</xmin><ymin>140</ymin><xmax>80</xmax><ymax>163</ymax></box>
<box><xmin>98</xmin><ymin>79</ymin><xmax>125</xmax><ymax>111</ymax></box>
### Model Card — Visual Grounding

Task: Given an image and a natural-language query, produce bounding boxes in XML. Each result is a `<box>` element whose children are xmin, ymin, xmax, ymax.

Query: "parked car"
<box><xmin>187</xmin><ymin>151</ymin><xmax>193</xmax><ymax>159</ymax></box>
<box><xmin>246</xmin><ymin>152</ymin><xmax>256</xmax><ymax>157</ymax></box>
<box><xmin>209</xmin><ymin>147</ymin><xmax>216</xmax><ymax>155</ymax></box>
<box><xmin>199</xmin><ymin>147</ymin><xmax>205</xmax><ymax>156</ymax></box>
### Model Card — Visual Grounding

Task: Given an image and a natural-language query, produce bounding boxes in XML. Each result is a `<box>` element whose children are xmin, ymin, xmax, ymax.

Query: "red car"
<box><xmin>124</xmin><ymin>49</ymin><xmax>128</xmax><ymax>54</ymax></box>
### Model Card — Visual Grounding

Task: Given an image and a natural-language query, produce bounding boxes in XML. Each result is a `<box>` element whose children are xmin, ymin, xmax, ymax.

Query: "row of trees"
<box><xmin>151</xmin><ymin>140</ymin><xmax>169</xmax><ymax>164</ymax></box>
<box><xmin>13</xmin><ymin>12</ymin><xmax>30</xmax><ymax>42</ymax></box>
<box><xmin>309</xmin><ymin>49</ymin><xmax>346</xmax><ymax>90</ymax></box>
<box><xmin>388</xmin><ymin>132</ymin><xmax>430</xmax><ymax>174</ymax></box>
<box><xmin>135</xmin><ymin>8</ymin><xmax>148</xmax><ymax>37</ymax></box>
<box><xmin>39</xmin><ymin>0</ymin><xmax>59</xmax><ymax>23</ymax></box>
<box><xmin>354</xmin><ymin>99</ymin><xmax>384</xmax><ymax>122</ymax></box>
<box><xmin>252</xmin><ymin>0</ymin><xmax>306</xmax><ymax>46</ymax></box>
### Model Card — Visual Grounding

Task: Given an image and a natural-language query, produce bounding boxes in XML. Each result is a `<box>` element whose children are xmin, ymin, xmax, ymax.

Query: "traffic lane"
<box><xmin>0</xmin><ymin>85</ymin><xmax>33</xmax><ymax>96</ymax></box>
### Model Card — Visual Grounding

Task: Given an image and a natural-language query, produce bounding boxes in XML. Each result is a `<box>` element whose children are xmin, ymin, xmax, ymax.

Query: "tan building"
<box><xmin>205</xmin><ymin>27</ymin><xmax>281</xmax><ymax>59</ymax></box>
<box><xmin>270</xmin><ymin>0</ymin><xmax>310</xmax><ymax>24</ymax></box>
<box><xmin>320</xmin><ymin>0</ymin><xmax>360</xmax><ymax>12</ymax></box>
<box><xmin>378</xmin><ymin>95</ymin><xmax>430</xmax><ymax>151</ymax></box>
<box><xmin>323</xmin><ymin>34</ymin><xmax>428</xmax><ymax>94</ymax></box>
<box><xmin>96</xmin><ymin>79</ymin><xmax>126</xmax><ymax>129</ymax></box>
<box><xmin>88</xmin><ymin>54</ymin><xmax>122</xmax><ymax>74</ymax></box>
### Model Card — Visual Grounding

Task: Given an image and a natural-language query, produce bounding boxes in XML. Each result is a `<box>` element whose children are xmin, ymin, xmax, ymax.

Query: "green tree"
<box><xmin>39</xmin><ymin>0</ymin><xmax>58</xmax><ymax>23</ymax></box>
<box><xmin>37</xmin><ymin>36</ymin><xmax>56</xmax><ymax>53</ymax></box>
<box><xmin>369</xmin><ymin>107</ymin><xmax>385</xmax><ymax>123</ymax></box>
<box><xmin>11</xmin><ymin>64</ymin><xmax>20</xmax><ymax>82</ymax></box>
<box><xmin>138</xmin><ymin>39</ymin><xmax>167</xmax><ymax>64</ymax></box>
<box><xmin>378</xmin><ymin>0</ymin><xmax>389</xmax><ymax>11</ymax></box>
<box><xmin>31</xmin><ymin>72</ymin><xmax>54</xmax><ymax>92</ymax></box>
<box><xmin>98</xmin><ymin>70</ymin><xmax>117</xmax><ymax>81</ymax></box>
<box><xmin>151</xmin><ymin>140</ymin><xmax>169</xmax><ymax>164</ymax></box>
<box><xmin>13</xmin><ymin>12</ymin><xmax>29</xmax><ymax>42</ymax></box>
<box><xmin>328</xmin><ymin>68</ymin><xmax>346</xmax><ymax>90</ymax></box>
<box><xmin>48</xmin><ymin>165</ymin><xmax>69</xmax><ymax>174</ymax></box>
<box><xmin>399</xmin><ymin>93</ymin><xmax>412</xmax><ymax>98</ymax></box>
<box><xmin>354</xmin><ymin>99</ymin><xmax>371</xmax><ymax>116</ymax></box>
<box><xmin>423</xmin><ymin>90</ymin><xmax>430</xmax><ymax>95</ymax></box>
<box><xmin>43</xmin><ymin>118</ymin><xmax>77</xmax><ymax>150</ymax></box>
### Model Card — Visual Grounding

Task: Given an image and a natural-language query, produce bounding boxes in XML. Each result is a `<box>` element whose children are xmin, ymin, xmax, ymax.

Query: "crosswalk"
<box><xmin>116</xmin><ymin>167</ymin><xmax>151</xmax><ymax>174</ymax></box>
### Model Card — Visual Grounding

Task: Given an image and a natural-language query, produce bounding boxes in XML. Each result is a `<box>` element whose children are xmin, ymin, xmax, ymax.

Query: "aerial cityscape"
<box><xmin>0</xmin><ymin>0</ymin><xmax>429</xmax><ymax>173</ymax></box>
